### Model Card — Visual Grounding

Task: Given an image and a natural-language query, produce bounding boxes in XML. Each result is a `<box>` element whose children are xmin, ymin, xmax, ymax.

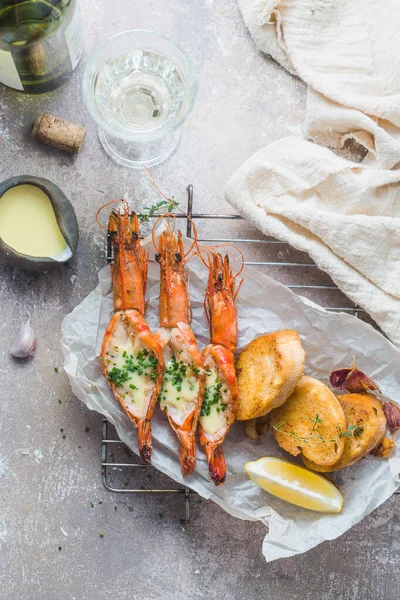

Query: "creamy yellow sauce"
<box><xmin>200</xmin><ymin>367</ymin><xmax>229</xmax><ymax>436</ymax></box>
<box><xmin>0</xmin><ymin>184</ymin><xmax>69</xmax><ymax>258</ymax></box>
<box><xmin>159</xmin><ymin>357</ymin><xmax>200</xmax><ymax>422</ymax></box>
<box><xmin>103</xmin><ymin>317</ymin><xmax>157</xmax><ymax>417</ymax></box>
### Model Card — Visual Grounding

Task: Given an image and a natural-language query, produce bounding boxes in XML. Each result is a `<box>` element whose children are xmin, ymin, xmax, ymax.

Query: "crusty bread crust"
<box><xmin>302</xmin><ymin>393</ymin><xmax>387</xmax><ymax>472</ymax></box>
<box><xmin>269</xmin><ymin>376</ymin><xmax>347</xmax><ymax>467</ymax></box>
<box><xmin>235</xmin><ymin>330</ymin><xmax>305</xmax><ymax>421</ymax></box>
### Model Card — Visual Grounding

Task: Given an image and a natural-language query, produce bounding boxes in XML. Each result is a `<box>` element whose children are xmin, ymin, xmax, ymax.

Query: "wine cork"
<box><xmin>27</xmin><ymin>44</ymin><xmax>46</xmax><ymax>77</ymax></box>
<box><xmin>32</xmin><ymin>113</ymin><xmax>86</xmax><ymax>153</ymax></box>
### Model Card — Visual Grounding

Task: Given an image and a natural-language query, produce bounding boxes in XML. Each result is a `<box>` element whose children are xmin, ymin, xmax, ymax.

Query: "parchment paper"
<box><xmin>61</xmin><ymin>237</ymin><xmax>400</xmax><ymax>562</ymax></box>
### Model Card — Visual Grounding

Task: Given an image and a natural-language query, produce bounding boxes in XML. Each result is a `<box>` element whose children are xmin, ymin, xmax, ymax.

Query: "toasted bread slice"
<box><xmin>302</xmin><ymin>393</ymin><xmax>387</xmax><ymax>472</ymax></box>
<box><xmin>235</xmin><ymin>330</ymin><xmax>305</xmax><ymax>421</ymax></box>
<box><xmin>269</xmin><ymin>376</ymin><xmax>346</xmax><ymax>467</ymax></box>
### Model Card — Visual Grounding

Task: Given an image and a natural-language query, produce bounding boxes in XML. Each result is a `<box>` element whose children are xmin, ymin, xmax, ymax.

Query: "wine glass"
<box><xmin>82</xmin><ymin>30</ymin><xmax>197</xmax><ymax>168</ymax></box>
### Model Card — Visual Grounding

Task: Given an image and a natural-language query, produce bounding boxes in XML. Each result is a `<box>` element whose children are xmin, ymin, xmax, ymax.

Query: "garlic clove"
<box><xmin>344</xmin><ymin>367</ymin><xmax>381</xmax><ymax>394</ymax></box>
<box><xmin>383</xmin><ymin>401</ymin><xmax>400</xmax><ymax>434</ymax></box>
<box><xmin>244</xmin><ymin>419</ymin><xmax>260</xmax><ymax>440</ymax></box>
<box><xmin>330</xmin><ymin>363</ymin><xmax>380</xmax><ymax>394</ymax></box>
<box><xmin>10</xmin><ymin>316</ymin><xmax>37</xmax><ymax>358</ymax></box>
<box><xmin>255</xmin><ymin>415</ymin><xmax>269</xmax><ymax>437</ymax></box>
<box><xmin>244</xmin><ymin>416</ymin><xmax>269</xmax><ymax>440</ymax></box>
<box><xmin>329</xmin><ymin>368</ymin><xmax>352</xmax><ymax>390</ymax></box>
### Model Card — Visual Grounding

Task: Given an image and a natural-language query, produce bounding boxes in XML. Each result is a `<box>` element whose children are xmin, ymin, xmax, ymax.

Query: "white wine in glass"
<box><xmin>83</xmin><ymin>30</ymin><xmax>197</xmax><ymax>169</ymax></box>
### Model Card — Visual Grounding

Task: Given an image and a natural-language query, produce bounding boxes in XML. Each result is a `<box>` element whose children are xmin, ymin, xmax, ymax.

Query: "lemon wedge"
<box><xmin>245</xmin><ymin>457</ymin><xmax>343</xmax><ymax>513</ymax></box>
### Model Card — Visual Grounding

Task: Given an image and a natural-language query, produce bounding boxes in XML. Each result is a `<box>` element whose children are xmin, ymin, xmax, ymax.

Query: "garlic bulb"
<box><xmin>10</xmin><ymin>315</ymin><xmax>36</xmax><ymax>358</ymax></box>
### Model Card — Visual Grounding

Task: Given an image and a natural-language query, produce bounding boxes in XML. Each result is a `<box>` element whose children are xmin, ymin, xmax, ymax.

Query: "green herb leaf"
<box><xmin>339</xmin><ymin>424</ymin><xmax>362</xmax><ymax>438</ymax></box>
<box><xmin>201</xmin><ymin>375</ymin><xmax>226</xmax><ymax>417</ymax></box>
<box><xmin>139</xmin><ymin>198</ymin><xmax>179</xmax><ymax>224</ymax></box>
<box><xmin>161</xmin><ymin>356</ymin><xmax>188</xmax><ymax>390</ymax></box>
<box><xmin>271</xmin><ymin>414</ymin><xmax>326</xmax><ymax>443</ymax></box>
<box><xmin>107</xmin><ymin>350</ymin><xmax>158</xmax><ymax>387</ymax></box>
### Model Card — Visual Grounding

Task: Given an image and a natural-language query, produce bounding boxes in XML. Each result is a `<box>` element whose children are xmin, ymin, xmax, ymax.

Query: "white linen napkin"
<box><xmin>237</xmin><ymin>0</ymin><xmax>400</xmax><ymax>169</ymax></box>
<box><xmin>226</xmin><ymin>0</ymin><xmax>400</xmax><ymax>345</ymax></box>
<box><xmin>225</xmin><ymin>137</ymin><xmax>400</xmax><ymax>345</ymax></box>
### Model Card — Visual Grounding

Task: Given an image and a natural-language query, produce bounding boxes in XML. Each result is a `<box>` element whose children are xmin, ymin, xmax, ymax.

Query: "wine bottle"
<box><xmin>0</xmin><ymin>0</ymin><xmax>83</xmax><ymax>93</ymax></box>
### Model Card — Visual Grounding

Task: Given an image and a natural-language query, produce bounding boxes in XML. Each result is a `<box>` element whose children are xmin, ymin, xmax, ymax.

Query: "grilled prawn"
<box><xmin>198</xmin><ymin>252</ymin><xmax>240</xmax><ymax>484</ymax></box>
<box><xmin>154</xmin><ymin>224</ymin><xmax>206</xmax><ymax>477</ymax></box>
<box><xmin>100</xmin><ymin>204</ymin><xmax>165</xmax><ymax>463</ymax></box>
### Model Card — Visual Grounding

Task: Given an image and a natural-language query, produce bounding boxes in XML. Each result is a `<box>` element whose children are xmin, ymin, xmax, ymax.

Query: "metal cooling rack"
<box><xmin>101</xmin><ymin>184</ymin><xmax>398</xmax><ymax>521</ymax></box>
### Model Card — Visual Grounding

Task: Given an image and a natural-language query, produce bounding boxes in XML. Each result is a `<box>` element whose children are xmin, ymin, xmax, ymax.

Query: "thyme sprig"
<box><xmin>338</xmin><ymin>424</ymin><xmax>364</xmax><ymax>438</ymax></box>
<box><xmin>139</xmin><ymin>198</ymin><xmax>179</xmax><ymax>224</ymax></box>
<box><xmin>271</xmin><ymin>415</ymin><xmax>325</xmax><ymax>443</ymax></box>
<box><xmin>271</xmin><ymin>414</ymin><xmax>364</xmax><ymax>444</ymax></box>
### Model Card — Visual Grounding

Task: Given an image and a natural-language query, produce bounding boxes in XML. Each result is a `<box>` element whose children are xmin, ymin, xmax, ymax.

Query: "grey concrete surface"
<box><xmin>0</xmin><ymin>1</ymin><xmax>399</xmax><ymax>599</ymax></box>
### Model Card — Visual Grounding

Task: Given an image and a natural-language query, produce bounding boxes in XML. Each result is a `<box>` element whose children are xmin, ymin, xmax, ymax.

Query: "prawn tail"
<box><xmin>206</xmin><ymin>444</ymin><xmax>226</xmax><ymax>485</ymax></box>
<box><xmin>137</xmin><ymin>418</ymin><xmax>152</xmax><ymax>464</ymax></box>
